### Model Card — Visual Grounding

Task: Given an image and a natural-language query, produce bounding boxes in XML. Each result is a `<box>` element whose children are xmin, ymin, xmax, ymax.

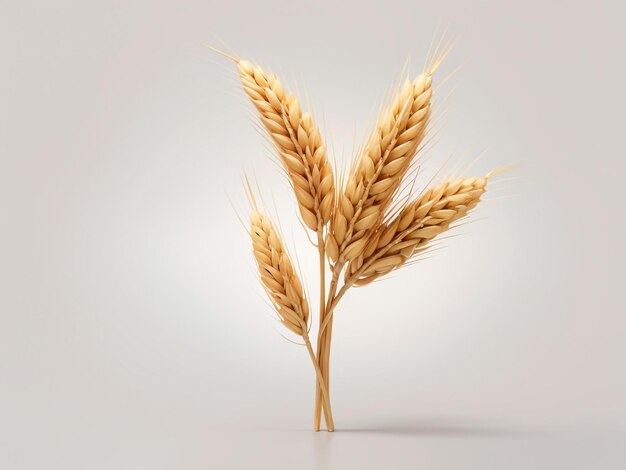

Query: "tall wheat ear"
<box><xmin>248</xmin><ymin>206</ymin><xmax>335</xmax><ymax>431</ymax></box>
<box><xmin>325</xmin><ymin>51</ymin><xmax>449</xmax><ymax>264</ymax></box>
<box><xmin>228</xmin><ymin>56</ymin><xmax>335</xmax><ymax>233</ymax></box>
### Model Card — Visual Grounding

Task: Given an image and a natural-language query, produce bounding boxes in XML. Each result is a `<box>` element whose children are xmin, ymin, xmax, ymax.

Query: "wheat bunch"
<box><xmin>214</xmin><ymin>42</ymin><xmax>504</xmax><ymax>432</ymax></box>
<box><xmin>233</xmin><ymin>57</ymin><xmax>337</xmax><ymax>427</ymax></box>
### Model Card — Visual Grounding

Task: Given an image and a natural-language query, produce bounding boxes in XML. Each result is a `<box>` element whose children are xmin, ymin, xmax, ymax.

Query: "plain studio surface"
<box><xmin>1</xmin><ymin>1</ymin><xmax>625</xmax><ymax>469</ymax></box>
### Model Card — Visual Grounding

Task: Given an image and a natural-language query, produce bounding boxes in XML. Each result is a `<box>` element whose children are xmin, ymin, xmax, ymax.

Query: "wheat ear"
<box><xmin>347</xmin><ymin>175</ymin><xmax>488</xmax><ymax>285</ymax></box>
<box><xmin>249</xmin><ymin>209</ymin><xmax>334</xmax><ymax>431</ymax></box>
<box><xmin>325</xmin><ymin>67</ymin><xmax>435</xmax><ymax>264</ymax></box>
<box><xmin>237</xmin><ymin>60</ymin><xmax>335</xmax><ymax>232</ymax></box>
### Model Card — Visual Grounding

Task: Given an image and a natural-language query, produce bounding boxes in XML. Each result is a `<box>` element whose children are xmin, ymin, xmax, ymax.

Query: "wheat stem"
<box><xmin>301</xmin><ymin>325</ymin><xmax>334</xmax><ymax>432</ymax></box>
<box><xmin>319</xmin><ymin>282</ymin><xmax>351</xmax><ymax>335</ymax></box>
<box><xmin>313</xmin><ymin>264</ymin><xmax>342</xmax><ymax>429</ymax></box>
<box><xmin>313</xmin><ymin>229</ymin><xmax>329</xmax><ymax>431</ymax></box>
<box><xmin>313</xmin><ymin>326</ymin><xmax>324</xmax><ymax>430</ymax></box>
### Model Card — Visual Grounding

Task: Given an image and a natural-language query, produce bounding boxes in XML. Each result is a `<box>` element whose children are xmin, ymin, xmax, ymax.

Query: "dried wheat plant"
<box><xmin>210</xmin><ymin>39</ymin><xmax>503</xmax><ymax>431</ymax></box>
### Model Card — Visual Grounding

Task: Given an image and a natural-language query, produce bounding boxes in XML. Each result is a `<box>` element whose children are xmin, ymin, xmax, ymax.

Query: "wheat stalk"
<box><xmin>229</xmin><ymin>55</ymin><xmax>337</xmax><ymax>429</ymax></box>
<box><xmin>249</xmin><ymin>208</ymin><xmax>334</xmax><ymax>431</ymax></box>
<box><xmin>314</xmin><ymin>56</ymin><xmax>447</xmax><ymax>428</ymax></box>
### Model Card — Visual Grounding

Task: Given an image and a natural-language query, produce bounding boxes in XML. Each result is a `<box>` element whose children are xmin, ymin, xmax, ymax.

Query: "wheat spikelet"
<box><xmin>238</xmin><ymin>60</ymin><xmax>334</xmax><ymax>232</ymax></box>
<box><xmin>347</xmin><ymin>175</ymin><xmax>488</xmax><ymax>285</ymax></box>
<box><xmin>250</xmin><ymin>209</ymin><xmax>310</xmax><ymax>335</ymax></box>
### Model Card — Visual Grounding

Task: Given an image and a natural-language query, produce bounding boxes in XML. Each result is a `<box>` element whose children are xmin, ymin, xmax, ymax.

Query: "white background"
<box><xmin>1</xmin><ymin>1</ymin><xmax>625</xmax><ymax>468</ymax></box>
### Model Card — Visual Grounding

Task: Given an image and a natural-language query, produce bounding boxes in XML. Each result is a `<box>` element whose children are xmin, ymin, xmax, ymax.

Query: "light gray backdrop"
<box><xmin>1</xmin><ymin>1</ymin><xmax>625</xmax><ymax>469</ymax></box>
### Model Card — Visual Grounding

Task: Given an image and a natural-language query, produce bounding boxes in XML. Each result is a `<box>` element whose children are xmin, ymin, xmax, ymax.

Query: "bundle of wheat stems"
<box><xmin>212</xmin><ymin>40</ymin><xmax>502</xmax><ymax>431</ymax></box>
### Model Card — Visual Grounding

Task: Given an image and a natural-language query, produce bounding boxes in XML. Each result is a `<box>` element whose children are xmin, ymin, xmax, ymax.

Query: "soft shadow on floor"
<box><xmin>335</xmin><ymin>417</ymin><xmax>534</xmax><ymax>437</ymax></box>
<box><xmin>260</xmin><ymin>416</ymin><xmax>536</xmax><ymax>438</ymax></box>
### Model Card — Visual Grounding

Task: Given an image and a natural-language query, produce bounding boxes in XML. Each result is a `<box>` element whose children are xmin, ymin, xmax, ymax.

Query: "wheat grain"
<box><xmin>238</xmin><ymin>61</ymin><xmax>334</xmax><ymax>232</ymax></box>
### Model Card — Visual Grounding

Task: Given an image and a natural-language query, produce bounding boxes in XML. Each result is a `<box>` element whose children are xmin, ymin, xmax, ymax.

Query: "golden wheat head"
<box><xmin>347</xmin><ymin>175</ymin><xmax>488</xmax><ymax>285</ymax></box>
<box><xmin>326</xmin><ymin>67</ymin><xmax>435</xmax><ymax>264</ymax></box>
<box><xmin>250</xmin><ymin>209</ymin><xmax>310</xmax><ymax>335</ymax></box>
<box><xmin>238</xmin><ymin>60</ymin><xmax>335</xmax><ymax>232</ymax></box>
